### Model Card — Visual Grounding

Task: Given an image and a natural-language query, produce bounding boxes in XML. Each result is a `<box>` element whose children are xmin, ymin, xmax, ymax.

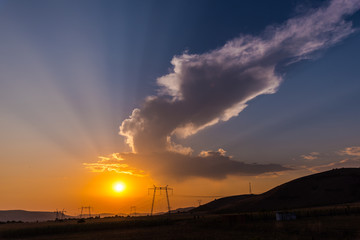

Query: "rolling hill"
<box><xmin>0</xmin><ymin>210</ymin><xmax>73</xmax><ymax>222</ymax></box>
<box><xmin>193</xmin><ymin>168</ymin><xmax>360</xmax><ymax>213</ymax></box>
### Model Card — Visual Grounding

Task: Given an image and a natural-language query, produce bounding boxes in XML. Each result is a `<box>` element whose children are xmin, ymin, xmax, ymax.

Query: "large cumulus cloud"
<box><xmin>114</xmin><ymin>0</ymin><xmax>360</xmax><ymax>180</ymax></box>
<box><xmin>120</xmin><ymin>0</ymin><xmax>360</xmax><ymax>154</ymax></box>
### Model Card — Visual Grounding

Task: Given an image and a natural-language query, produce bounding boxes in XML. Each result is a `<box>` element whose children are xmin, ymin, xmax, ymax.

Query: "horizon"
<box><xmin>1</xmin><ymin>0</ymin><xmax>360</xmax><ymax>216</ymax></box>
<box><xmin>1</xmin><ymin>167</ymin><xmax>358</xmax><ymax>217</ymax></box>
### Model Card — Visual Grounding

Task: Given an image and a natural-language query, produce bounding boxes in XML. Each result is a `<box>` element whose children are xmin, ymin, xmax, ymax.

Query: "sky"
<box><xmin>0</xmin><ymin>0</ymin><xmax>360</xmax><ymax>215</ymax></box>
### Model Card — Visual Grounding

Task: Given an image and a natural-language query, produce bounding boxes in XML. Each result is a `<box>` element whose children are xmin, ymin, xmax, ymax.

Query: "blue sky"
<box><xmin>0</xmin><ymin>0</ymin><xmax>360</xmax><ymax>212</ymax></box>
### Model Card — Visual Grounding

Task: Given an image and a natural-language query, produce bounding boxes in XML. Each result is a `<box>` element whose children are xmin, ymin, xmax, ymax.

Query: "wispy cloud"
<box><xmin>300</xmin><ymin>146</ymin><xmax>360</xmax><ymax>173</ymax></box>
<box><xmin>301</xmin><ymin>152</ymin><xmax>320</xmax><ymax>161</ymax></box>
<box><xmin>255</xmin><ymin>172</ymin><xmax>285</xmax><ymax>179</ymax></box>
<box><xmin>83</xmin><ymin>153</ymin><xmax>147</xmax><ymax>177</ymax></box>
<box><xmin>304</xmin><ymin>158</ymin><xmax>360</xmax><ymax>173</ymax></box>
<box><xmin>339</xmin><ymin>146</ymin><xmax>360</xmax><ymax>156</ymax></box>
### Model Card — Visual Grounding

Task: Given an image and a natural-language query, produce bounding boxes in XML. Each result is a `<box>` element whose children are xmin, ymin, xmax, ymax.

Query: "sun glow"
<box><xmin>113</xmin><ymin>182</ymin><xmax>126</xmax><ymax>193</ymax></box>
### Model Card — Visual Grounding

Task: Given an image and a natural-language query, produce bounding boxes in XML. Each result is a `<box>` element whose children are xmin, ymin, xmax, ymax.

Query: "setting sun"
<box><xmin>113</xmin><ymin>182</ymin><xmax>126</xmax><ymax>193</ymax></box>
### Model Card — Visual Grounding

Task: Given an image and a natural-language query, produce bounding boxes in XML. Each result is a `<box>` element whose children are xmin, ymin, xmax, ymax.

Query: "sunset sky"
<box><xmin>1</xmin><ymin>0</ymin><xmax>360</xmax><ymax>216</ymax></box>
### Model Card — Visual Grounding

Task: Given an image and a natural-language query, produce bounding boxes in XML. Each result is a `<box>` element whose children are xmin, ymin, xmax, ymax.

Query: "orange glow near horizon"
<box><xmin>82</xmin><ymin>169</ymin><xmax>156</xmax><ymax>198</ymax></box>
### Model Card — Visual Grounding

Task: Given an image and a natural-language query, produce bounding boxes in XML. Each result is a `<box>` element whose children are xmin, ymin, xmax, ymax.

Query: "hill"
<box><xmin>193</xmin><ymin>168</ymin><xmax>360</xmax><ymax>213</ymax></box>
<box><xmin>0</xmin><ymin>210</ymin><xmax>72</xmax><ymax>222</ymax></box>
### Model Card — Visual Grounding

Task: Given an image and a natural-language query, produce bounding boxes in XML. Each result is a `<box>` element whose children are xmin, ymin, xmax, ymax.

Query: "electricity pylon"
<box><xmin>148</xmin><ymin>185</ymin><xmax>173</xmax><ymax>216</ymax></box>
<box><xmin>130</xmin><ymin>206</ymin><xmax>137</xmax><ymax>216</ymax></box>
<box><xmin>80</xmin><ymin>206</ymin><xmax>92</xmax><ymax>218</ymax></box>
<box><xmin>54</xmin><ymin>209</ymin><xmax>66</xmax><ymax>220</ymax></box>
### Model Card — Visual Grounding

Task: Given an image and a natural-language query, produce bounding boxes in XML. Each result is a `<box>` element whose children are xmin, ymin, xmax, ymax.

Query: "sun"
<box><xmin>113</xmin><ymin>182</ymin><xmax>126</xmax><ymax>193</ymax></box>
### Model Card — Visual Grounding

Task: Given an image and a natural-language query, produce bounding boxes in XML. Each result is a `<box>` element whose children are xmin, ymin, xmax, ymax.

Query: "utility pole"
<box><xmin>148</xmin><ymin>185</ymin><xmax>173</xmax><ymax>216</ymax></box>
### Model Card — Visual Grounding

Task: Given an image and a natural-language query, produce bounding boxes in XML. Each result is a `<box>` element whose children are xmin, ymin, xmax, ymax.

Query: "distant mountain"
<box><xmin>0</xmin><ymin>210</ymin><xmax>72</xmax><ymax>222</ymax></box>
<box><xmin>193</xmin><ymin>168</ymin><xmax>360</xmax><ymax>213</ymax></box>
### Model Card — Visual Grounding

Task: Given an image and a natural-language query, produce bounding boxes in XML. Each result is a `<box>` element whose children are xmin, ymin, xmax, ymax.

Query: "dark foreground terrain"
<box><xmin>1</xmin><ymin>204</ymin><xmax>359</xmax><ymax>240</ymax></box>
<box><xmin>194</xmin><ymin>168</ymin><xmax>360</xmax><ymax>213</ymax></box>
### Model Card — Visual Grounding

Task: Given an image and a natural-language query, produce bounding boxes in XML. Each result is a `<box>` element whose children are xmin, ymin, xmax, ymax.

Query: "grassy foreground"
<box><xmin>0</xmin><ymin>211</ymin><xmax>359</xmax><ymax>240</ymax></box>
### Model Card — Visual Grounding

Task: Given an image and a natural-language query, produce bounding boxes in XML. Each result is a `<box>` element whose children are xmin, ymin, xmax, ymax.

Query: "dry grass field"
<box><xmin>0</xmin><ymin>206</ymin><xmax>359</xmax><ymax>240</ymax></box>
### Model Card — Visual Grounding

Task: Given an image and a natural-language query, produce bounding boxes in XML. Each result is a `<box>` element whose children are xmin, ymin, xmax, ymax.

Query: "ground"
<box><xmin>0</xmin><ymin>209</ymin><xmax>359</xmax><ymax>240</ymax></box>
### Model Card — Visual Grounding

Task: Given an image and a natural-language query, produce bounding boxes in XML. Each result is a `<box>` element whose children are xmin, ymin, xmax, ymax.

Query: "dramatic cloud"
<box><xmin>84</xmin><ymin>150</ymin><xmax>289</xmax><ymax>180</ymax></box>
<box><xmin>120</xmin><ymin>0</ymin><xmax>360</xmax><ymax>154</ymax></box>
<box><xmin>111</xmin><ymin>0</ymin><xmax>360</xmax><ymax>180</ymax></box>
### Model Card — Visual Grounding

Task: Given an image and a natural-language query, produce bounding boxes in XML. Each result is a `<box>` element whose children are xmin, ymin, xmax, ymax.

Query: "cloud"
<box><xmin>304</xmin><ymin>158</ymin><xmax>360</xmax><ymax>173</ymax></box>
<box><xmin>84</xmin><ymin>150</ymin><xmax>290</xmax><ymax>181</ymax></box>
<box><xmin>339</xmin><ymin>146</ymin><xmax>360</xmax><ymax>156</ymax></box>
<box><xmin>120</xmin><ymin>0</ymin><xmax>360</xmax><ymax>155</ymax></box>
<box><xmin>300</xmin><ymin>146</ymin><xmax>360</xmax><ymax>173</ymax></box>
<box><xmin>83</xmin><ymin>153</ymin><xmax>147</xmax><ymax>177</ymax></box>
<box><xmin>301</xmin><ymin>152</ymin><xmax>320</xmax><ymax>161</ymax></box>
<box><xmin>113</xmin><ymin>0</ymin><xmax>360</xmax><ymax>180</ymax></box>
<box><xmin>255</xmin><ymin>172</ymin><xmax>284</xmax><ymax>179</ymax></box>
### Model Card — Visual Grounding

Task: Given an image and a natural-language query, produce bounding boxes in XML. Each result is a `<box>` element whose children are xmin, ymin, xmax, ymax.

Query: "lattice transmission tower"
<box><xmin>54</xmin><ymin>209</ymin><xmax>66</xmax><ymax>220</ymax></box>
<box><xmin>80</xmin><ymin>206</ymin><xmax>92</xmax><ymax>218</ymax></box>
<box><xmin>130</xmin><ymin>206</ymin><xmax>137</xmax><ymax>216</ymax></box>
<box><xmin>148</xmin><ymin>185</ymin><xmax>173</xmax><ymax>216</ymax></box>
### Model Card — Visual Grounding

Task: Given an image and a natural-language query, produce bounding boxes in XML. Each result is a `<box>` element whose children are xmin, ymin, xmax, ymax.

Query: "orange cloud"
<box><xmin>83</xmin><ymin>154</ymin><xmax>147</xmax><ymax>177</ymax></box>
<box><xmin>339</xmin><ymin>146</ymin><xmax>360</xmax><ymax>156</ymax></box>
<box><xmin>304</xmin><ymin>158</ymin><xmax>360</xmax><ymax>173</ymax></box>
<box><xmin>301</xmin><ymin>152</ymin><xmax>320</xmax><ymax>161</ymax></box>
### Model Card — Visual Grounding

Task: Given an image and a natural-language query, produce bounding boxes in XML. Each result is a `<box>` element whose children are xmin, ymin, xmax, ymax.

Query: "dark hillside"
<box><xmin>193</xmin><ymin>168</ymin><xmax>360</xmax><ymax>213</ymax></box>
<box><xmin>0</xmin><ymin>210</ymin><xmax>71</xmax><ymax>222</ymax></box>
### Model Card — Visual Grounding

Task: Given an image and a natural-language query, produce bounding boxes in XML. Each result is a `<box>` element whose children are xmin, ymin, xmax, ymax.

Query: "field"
<box><xmin>0</xmin><ymin>205</ymin><xmax>360</xmax><ymax>240</ymax></box>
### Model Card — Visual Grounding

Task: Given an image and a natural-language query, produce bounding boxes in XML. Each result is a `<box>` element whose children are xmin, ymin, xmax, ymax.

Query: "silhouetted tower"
<box><xmin>148</xmin><ymin>185</ymin><xmax>173</xmax><ymax>216</ymax></box>
<box><xmin>130</xmin><ymin>206</ymin><xmax>137</xmax><ymax>216</ymax></box>
<box><xmin>55</xmin><ymin>209</ymin><xmax>60</xmax><ymax>220</ymax></box>
<box><xmin>249</xmin><ymin>182</ymin><xmax>252</xmax><ymax>194</ymax></box>
<box><xmin>54</xmin><ymin>209</ymin><xmax>66</xmax><ymax>220</ymax></box>
<box><xmin>80</xmin><ymin>206</ymin><xmax>92</xmax><ymax>218</ymax></box>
